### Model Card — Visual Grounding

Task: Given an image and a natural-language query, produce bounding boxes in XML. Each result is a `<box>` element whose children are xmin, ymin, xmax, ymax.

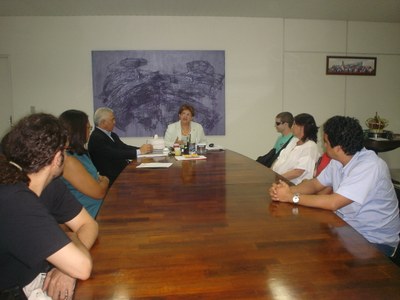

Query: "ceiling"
<box><xmin>1</xmin><ymin>0</ymin><xmax>400</xmax><ymax>23</ymax></box>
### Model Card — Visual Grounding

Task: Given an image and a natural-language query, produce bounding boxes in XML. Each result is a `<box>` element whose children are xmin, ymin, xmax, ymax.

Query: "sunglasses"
<box><xmin>275</xmin><ymin>122</ymin><xmax>284</xmax><ymax>126</ymax></box>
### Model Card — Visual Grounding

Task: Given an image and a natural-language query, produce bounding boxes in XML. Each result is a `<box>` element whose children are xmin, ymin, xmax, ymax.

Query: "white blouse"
<box><xmin>272</xmin><ymin>137</ymin><xmax>320</xmax><ymax>185</ymax></box>
<box><xmin>164</xmin><ymin>121</ymin><xmax>206</xmax><ymax>147</ymax></box>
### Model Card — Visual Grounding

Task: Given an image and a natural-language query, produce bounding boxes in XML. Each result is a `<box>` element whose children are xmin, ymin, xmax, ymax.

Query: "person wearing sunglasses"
<box><xmin>256</xmin><ymin>112</ymin><xmax>294</xmax><ymax>168</ymax></box>
<box><xmin>273</xmin><ymin>112</ymin><xmax>294</xmax><ymax>152</ymax></box>
<box><xmin>269</xmin><ymin>116</ymin><xmax>400</xmax><ymax>265</ymax></box>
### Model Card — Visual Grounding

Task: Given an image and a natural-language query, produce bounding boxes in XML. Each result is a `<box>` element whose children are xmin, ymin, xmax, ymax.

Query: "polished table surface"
<box><xmin>74</xmin><ymin>150</ymin><xmax>400</xmax><ymax>299</ymax></box>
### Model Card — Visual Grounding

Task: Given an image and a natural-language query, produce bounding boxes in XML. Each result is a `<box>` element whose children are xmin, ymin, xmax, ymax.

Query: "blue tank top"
<box><xmin>61</xmin><ymin>153</ymin><xmax>103</xmax><ymax>218</ymax></box>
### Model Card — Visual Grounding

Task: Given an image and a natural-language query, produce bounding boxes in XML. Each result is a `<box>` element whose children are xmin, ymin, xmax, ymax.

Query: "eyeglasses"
<box><xmin>275</xmin><ymin>122</ymin><xmax>284</xmax><ymax>126</ymax></box>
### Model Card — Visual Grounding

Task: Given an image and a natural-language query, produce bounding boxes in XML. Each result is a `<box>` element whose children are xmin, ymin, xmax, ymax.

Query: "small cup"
<box><xmin>197</xmin><ymin>143</ymin><xmax>206</xmax><ymax>155</ymax></box>
<box><xmin>173</xmin><ymin>143</ymin><xmax>181</xmax><ymax>156</ymax></box>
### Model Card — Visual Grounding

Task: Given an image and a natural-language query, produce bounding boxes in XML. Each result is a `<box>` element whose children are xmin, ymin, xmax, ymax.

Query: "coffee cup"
<box><xmin>173</xmin><ymin>143</ymin><xmax>181</xmax><ymax>156</ymax></box>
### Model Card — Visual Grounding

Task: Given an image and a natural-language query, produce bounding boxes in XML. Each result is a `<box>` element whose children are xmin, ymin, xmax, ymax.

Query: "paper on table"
<box><xmin>136</xmin><ymin>162</ymin><xmax>173</xmax><ymax>168</ymax></box>
<box><xmin>138</xmin><ymin>153</ymin><xmax>168</xmax><ymax>158</ymax></box>
<box><xmin>175</xmin><ymin>155</ymin><xmax>207</xmax><ymax>161</ymax></box>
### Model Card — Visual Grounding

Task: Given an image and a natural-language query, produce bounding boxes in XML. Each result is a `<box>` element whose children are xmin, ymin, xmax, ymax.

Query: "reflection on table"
<box><xmin>74</xmin><ymin>150</ymin><xmax>400</xmax><ymax>299</ymax></box>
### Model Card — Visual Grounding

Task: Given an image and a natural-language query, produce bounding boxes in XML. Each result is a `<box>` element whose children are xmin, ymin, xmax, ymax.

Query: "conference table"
<box><xmin>74</xmin><ymin>150</ymin><xmax>400</xmax><ymax>299</ymax></box>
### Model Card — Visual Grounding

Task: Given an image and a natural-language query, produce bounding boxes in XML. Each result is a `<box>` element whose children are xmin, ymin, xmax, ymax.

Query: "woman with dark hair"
<box><xmin>59</xmin><ymin>109</ymin><xmax>109</xmax><ymax>218</ymax></box>
<box><xmin>164</xmin><ymin>103</ymin><xmax>206</xmax><ymax>147</ymax></box>
<box><xmin>272</xmin><ymin>113</ymin><xmax>320</xmax><ymax>184</ymax></box>
<box><xmin>269</xmin><ymin>116</ymin><xmax>400</xmax><ymax>265</ymax></box>
<box><xmin>0</xmin><ymin>113</ymin><xmax>98</xmax><ymax>299</ymax></box>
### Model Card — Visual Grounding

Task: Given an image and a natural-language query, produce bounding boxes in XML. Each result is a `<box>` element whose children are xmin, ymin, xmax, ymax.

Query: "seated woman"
<box><xmin>164</xmin><ymin>104</ymin><xmax>206</xmax><ymax>147</ymax></box>
<box><xmin>0</xmin><ymin>113</ymin><xmax>97</xmax><ymax>299</ymax></box>
<box><xmin>272</xmin><ymin>113</ymin><xmax>320</xmax><ymax>185</ymax></box>
<box><xmin>60</xmin><ymin>109</ymin><xmax>109</xmax><ymax>218</ymax></box>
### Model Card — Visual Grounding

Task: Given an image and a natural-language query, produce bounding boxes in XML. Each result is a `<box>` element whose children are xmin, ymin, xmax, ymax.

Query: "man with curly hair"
<box><xmin>0</xmin><ymin>113</ymin><xmax>98</xmax><ymax>299</ymax></box>
<box><xmin>269</xmin><ymin>115</ymin><xmax>400</xmax><ymax>264</ymax></box>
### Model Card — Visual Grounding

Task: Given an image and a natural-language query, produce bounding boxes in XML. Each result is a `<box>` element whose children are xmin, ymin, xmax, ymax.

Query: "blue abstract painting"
<box><xmin>92</xmin><ymin>50</ymin><xmax>225</xmax><ymax>137</ymax></box>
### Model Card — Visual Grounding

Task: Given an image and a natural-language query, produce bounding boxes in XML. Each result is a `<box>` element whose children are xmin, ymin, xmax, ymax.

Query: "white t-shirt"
<box><xmin>272</xmin><ymin>138</ymin><xmax>320</xmax><ymax>185</ymax></box>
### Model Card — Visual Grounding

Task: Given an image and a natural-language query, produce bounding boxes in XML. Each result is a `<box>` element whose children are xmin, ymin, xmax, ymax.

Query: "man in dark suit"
<box><xmin>88</xmin><ymin>107</ymin><xmax>152</xmax><ymax>186</ymax></box>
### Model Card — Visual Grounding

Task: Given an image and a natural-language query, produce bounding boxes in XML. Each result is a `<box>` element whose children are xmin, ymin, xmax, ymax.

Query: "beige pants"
<box><xmin>23</xmin><ymin>273</ymin><xmax>52</xmax><ymax>300</ymax></box>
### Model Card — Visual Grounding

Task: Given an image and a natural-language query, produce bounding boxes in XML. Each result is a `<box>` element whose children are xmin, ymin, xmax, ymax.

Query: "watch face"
<box><xmin>293</xmin><ymin>193</ymin><xmax>300</xmax><ymax>203</ymax></box>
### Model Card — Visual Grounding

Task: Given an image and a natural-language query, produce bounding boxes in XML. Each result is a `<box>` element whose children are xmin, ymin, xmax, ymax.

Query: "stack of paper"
<box><xmin>136</xmin><ymin>163</ymin><xmax>173</xmax><ymax>168</ymax></box>
<box><xmin>175</xmin><ymin>155</ymin><xmax>207</xmax><ymax>161</ymax></box>
<box><xmin>138</xmin><ymin>153</ymin><xmax>168</xmax><ymax>158</ymax></box>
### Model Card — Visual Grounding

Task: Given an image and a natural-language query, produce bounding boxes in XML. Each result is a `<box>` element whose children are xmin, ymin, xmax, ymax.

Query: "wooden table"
<box><xmin>74</xmin><ymin>150</ymin><xmax>400</xmax><ymax>299</ymax></box>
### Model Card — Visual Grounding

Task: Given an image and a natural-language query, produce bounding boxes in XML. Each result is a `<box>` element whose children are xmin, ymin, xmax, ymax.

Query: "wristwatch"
<box><xmin>292</xmin><ymin>193</ymin><xmax>300</xmax><ymax>204</ymax></box>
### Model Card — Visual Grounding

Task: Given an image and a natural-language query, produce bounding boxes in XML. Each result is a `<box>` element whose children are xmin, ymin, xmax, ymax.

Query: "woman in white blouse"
<box><xmin>272</xmin><ymin>113</ymin><xmax>320</xmax><ymax>185</ymax></box>
<box><xmin>164</xmin><ymin>104</ymin><xmax>206</xmax><ymax>147</ymax></box>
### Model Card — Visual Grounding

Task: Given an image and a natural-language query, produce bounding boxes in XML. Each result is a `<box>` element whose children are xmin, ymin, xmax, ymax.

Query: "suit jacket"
<box><xmin>88</xmin><ymin>127</ymin><xmax>138</xmax><ymax>185</ymax></box>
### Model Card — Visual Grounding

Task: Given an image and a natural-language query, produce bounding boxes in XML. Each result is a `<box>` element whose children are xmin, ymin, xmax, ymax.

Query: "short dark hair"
<box><xmin>59</xmin><ymin>109</ymin><xmax>89</xmax><ymax>155</ymax></box>
<box><xmin>178</xmin><ymin>104</ymin><xmax>195</xmax><ymax>117</ymax></box>
<box><xmin>276</xmin><ymin>112</ymin><xmax>294</xmax><ymax>127</ymax></box>
<box><xmin>323</xmin><ymin>116</ymin><xmax>364</xmax><ymax>155</ymax></box>
<box><xmin>294</xmin><ymin>113</ymin><xmax>318</xmax><ymax>143</ymax></box>
<box><xmin>0</xmin><ymin>113</ymin><xmax>67</xmax><ymax>184</ymax></box>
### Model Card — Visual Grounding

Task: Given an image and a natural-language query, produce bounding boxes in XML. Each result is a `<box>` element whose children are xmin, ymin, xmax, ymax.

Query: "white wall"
<box><xmin>283</xmin><ymin>19</ymin><xmax>400</xmax><ymax>167</ymax></box>
<box><xmin>0</xmin><ymin>16</ymin><xmax>399</xmax><ymax>166</ymax></box>
<box><xmin>0</xmin><ymin>55</ymin><xmax>13</xmax><ymax>138</ymax></box>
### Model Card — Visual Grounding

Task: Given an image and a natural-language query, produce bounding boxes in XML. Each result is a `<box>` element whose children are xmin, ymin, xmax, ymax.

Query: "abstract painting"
<box><xmin>92</xmin><ymin>50</ymin><xmax>225</xmax><ymax>137</ymax></box>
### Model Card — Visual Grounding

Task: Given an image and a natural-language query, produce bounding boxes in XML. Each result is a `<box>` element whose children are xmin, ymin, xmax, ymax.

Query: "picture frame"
<box><xmin>92</xmin><ymin>50</ymin><xmax>225</xmax><ymax>137</ymax></box>
<box><xmin>326</xmin><ymin>56</ymin><xmax>377</xmax><ymax>76</ymax></box>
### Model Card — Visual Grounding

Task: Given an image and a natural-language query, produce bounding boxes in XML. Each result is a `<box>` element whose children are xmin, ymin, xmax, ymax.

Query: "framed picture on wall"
<box><xmin>326</xmin><ymin>56</ymin><xmax>377</xmax><ymax>76</ymax></box>
<box><xmin>92</xmin><ymin>50</ymin><xmax>225</xmax><ymax>137</ymax></box>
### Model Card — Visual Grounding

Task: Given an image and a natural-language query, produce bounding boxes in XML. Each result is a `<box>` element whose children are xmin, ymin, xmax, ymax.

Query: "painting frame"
<box><xmin>326</xmin><ymin>56</ymin><xmax>377</xmax><ymax>76</ymax></box>
<box><xmin>91</xmin><ymin>50</ymin><xmax>225</xmax><ymax>137</ymax></box>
